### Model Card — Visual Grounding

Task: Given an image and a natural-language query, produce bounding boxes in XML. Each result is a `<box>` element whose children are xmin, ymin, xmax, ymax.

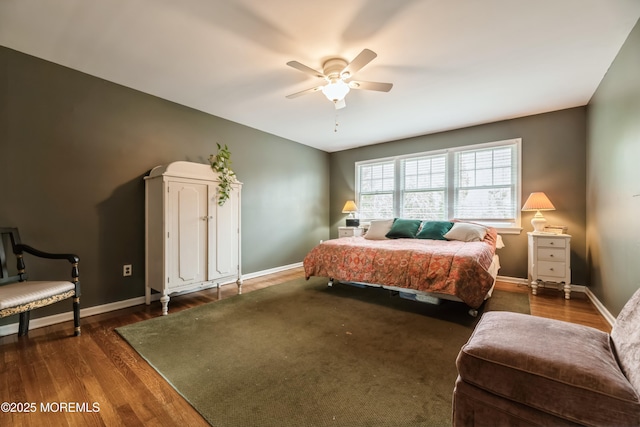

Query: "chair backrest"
<box><xmin>611</xmin><ymin>287</ymin><xmax>640</xmax><ymax>393</ymax></box>
<box><xmin>0</xmin><ymin>228</ymin><xmax>21</xmax><ymax>285</ymax></box>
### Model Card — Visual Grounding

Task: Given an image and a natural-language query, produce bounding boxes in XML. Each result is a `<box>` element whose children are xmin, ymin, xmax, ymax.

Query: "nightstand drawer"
<box><xmin>338</xmin><ymin>229</ymin><xmax>352</xmax><ymax>238</ymax></box>
<box><xmin>338</xmin><ymin>227</ymin><xmax>363</xmax><ymax>238</ymax></box>
<box><xmin>537</xmin><ymin>237</ymin><xmax>566</xmax><ymax>248</ymax></box>
<box><xmin>537</xmin><ymin>248</ymin><xmax>566</xmax><ymax>262</ymax></box>
<box><xmin>537</xmin><ymin>261</ymin><xmax>567</xmax><ymax>279</ymax></box>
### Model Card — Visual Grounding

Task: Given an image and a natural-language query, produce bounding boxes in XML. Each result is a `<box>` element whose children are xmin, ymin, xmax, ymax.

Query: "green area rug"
<box><xmin>117</xmin><ymin>277</ymin><xmax>529</xmax><ymax>427</ymax></box>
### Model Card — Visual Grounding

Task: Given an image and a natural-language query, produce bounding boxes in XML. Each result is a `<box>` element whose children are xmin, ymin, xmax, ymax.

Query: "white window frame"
<box><xmin>355</xmin><ymin>138</ymin><xmax>522</xmax><ymax>234</ymax></box>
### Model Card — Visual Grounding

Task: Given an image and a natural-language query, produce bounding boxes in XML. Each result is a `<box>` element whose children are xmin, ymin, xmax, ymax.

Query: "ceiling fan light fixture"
<box><xmin>322</xmin><ymin>79</ymin><xmax>350</xmax><ymax>102</ymax></box>
<box><xmin>286</xmin><ymin>49</ymin><xmax>392</xmax><ymax>109</ymax></box>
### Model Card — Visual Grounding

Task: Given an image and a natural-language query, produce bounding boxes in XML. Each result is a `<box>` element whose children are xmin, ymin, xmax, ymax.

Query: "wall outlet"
<box><xmin>123</xmin><ymin>264</ymin><xmax>132</xmax><ymax>277</ymax></box>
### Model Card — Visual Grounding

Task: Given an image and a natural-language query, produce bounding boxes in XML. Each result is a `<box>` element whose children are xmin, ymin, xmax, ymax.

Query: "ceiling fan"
<box><xmin>286</xmin><ymin>49</ymin><xmax>393</xmax><ymax>109</ymax></box>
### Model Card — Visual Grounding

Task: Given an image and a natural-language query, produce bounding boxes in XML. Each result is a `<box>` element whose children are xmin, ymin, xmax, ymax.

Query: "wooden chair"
<box><xmin>0</xmin><ymin>227</ymin><xmax>81</xmax><ymax>336</ymax></box>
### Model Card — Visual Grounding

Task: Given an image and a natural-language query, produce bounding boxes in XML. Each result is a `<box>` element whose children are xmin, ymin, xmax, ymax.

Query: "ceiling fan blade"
<box><xmin>285</xmin><ymin>85</ymin><xmax>324</xmax><ymax>99</ymax></box>
<box><xmin>286</xmin><ymin>61</ymin><xmax>326</xmax><ymax>79</ymax></box>
<box><xmin>348</xmin><ymin>80</ymin><xmax>393</xmax><ymax>92</ymax></box>
<box><xmin>334</xmin><ymin>99</ymin><xmax>346</xmax><ymax>110</ymax></box>
<box><xmin>341</xmin><ymin>49</ymin><xmax>377</xmax><ymax>77</ymax></box>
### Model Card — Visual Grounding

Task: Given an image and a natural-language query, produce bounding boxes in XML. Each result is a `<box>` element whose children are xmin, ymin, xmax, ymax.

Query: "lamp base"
<box><xmin>531</xmin><ymin>213</ymin><xmax>547</xmax><ymax>233</ymax></box>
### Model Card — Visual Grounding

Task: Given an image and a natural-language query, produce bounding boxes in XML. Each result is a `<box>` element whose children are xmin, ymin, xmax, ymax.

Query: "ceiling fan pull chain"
<box><xmin>334</xmin><ymin>112</ymin><xmax>339</xmax><ymax>132</ymax></box>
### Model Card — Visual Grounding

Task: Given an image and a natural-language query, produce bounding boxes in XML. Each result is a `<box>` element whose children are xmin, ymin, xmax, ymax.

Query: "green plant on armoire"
<box><xmin>209</xmin><ymin>143</ymin><xmax>236</xmax><ymax>206</ymax></box>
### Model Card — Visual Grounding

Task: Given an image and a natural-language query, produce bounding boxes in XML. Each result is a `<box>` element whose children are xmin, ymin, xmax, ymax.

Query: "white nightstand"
<box><xmin>527</xmin><ymin>232</ymin><xmax>572</xmax><ymax>299</ymax></box>
<box><xmin>338</xmin><ymin>226</ymin><xmax>363</xmax><ymax>238</ymax></box>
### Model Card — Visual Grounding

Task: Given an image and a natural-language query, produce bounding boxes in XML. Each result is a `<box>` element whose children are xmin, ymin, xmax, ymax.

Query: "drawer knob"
<box><xmin>550</xmin><ymin>254</ymin><xmax>554</xmax><ymax>257</ymax></box>
<box><xmin>550</xmin><ymin>242</ymin><xmax>555</xmax><ymax>245</ymax></box>
<box><xmin>549</xmin><ymin>268</ymin><xmax>554</xmax><ymax>271</ymax></box>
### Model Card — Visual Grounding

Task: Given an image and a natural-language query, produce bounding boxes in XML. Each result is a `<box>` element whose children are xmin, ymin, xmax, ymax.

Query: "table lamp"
<box><xmin>342</xmin><ymin>200</ymin><xmax>359</xmax><ymax>226</ymax></box>
<box><xmin>521</xmin><ymin>192</ymin><xmax>555</xmax><ymax>232</ymax></box>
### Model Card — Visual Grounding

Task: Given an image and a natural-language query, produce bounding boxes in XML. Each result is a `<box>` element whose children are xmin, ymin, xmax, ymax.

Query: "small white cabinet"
<box><xmin>527</xmin><ymin>232</ymin><xmax>571</xmax><ymax>299</ymax></box>
<box><xmin>145</xmin><ymin>161</ymin><xmax>242</xmax><ymax>315</ymax></box>
<box><xmin>338</xmin><ymin>226</ymin><xmax>363</xmax><ymax>238</ymax></box>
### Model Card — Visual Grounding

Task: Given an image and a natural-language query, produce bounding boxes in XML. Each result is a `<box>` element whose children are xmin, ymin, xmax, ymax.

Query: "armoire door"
<box><xmin>208</xmin><ymin>184</ymin><xmax>239</xmax><ymax>280</ymax></box>
<box><xmin>167</xmin><ymin>180</ymin><xmax>208</xmax><ymax>289</ymax></box>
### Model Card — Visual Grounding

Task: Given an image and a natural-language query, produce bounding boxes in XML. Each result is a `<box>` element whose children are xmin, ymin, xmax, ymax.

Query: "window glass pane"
<box><xmin>476</xmin><ymin>169</ymin><xmax>493</xmax><ymax>186</ymax></box>
<box><xmin>459</xmin><ymin>152</ymin><xmax>475</xmax><ymax>170</ymax></box>
<box><xmin>359</xmin><ymin>194</ymin><xmax>394</xmax><ymax>219</ymax></box>
<box><xmin>476</xmin><ymin>150</ymin><xmax>492</xmax><ymax>166</ymax></box>
<box><xmin>405</xmin><ymin>174</ymin><xmax>417</xmax><ymax>190</ymax></box>
<box><xmin>405</xmin><ymin>160</ymin><xmax>416</xmax><ymax>176</ymax></box>
<box><xmin>402</xmin><ymin>191</ymin><xmax>445</xmax><ymax>220</ymax></box>
<box><xmin>455</xmin><ymin>188</ymin><xmax>513</xmax><ymax>219</ymax></box>
<box><xmin>493</xmin><ymin>148</ymin><xmax>511</xmax><ymax>167</ymax></box>
<box><xmin>402</xmin><ymin>155</ymin><xmax>445</xmax><ymax>191</ymax></box>
<box><xmin>460</xmin><ymin>170</ymin><xmax>474</xmax><ymax>187</ymax></box>
<box><xmin>359</xmin><ymin>162</ymin><xmax>394</xmax><ymax>194</ymax></box>
<box><xmin>494</xmin><ymin>167</ymin><xmax>511</xmax><ymax>185</ymax></box>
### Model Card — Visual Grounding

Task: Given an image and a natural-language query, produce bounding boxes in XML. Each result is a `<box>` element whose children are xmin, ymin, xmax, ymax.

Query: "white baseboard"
<box><xmin>496</xmin><ymin>275</ymin><xmax>529</xmax><ymax>285</ymax></box>
<box><xmin>242</xmin><ymin>262</ymin><xmax>303</xmax><ymax>281</ymax></box>
<box><xmin>584</xmin><ymin>287</ymin><xmax>616</xmax><ymax>326</ymax></box>
<box><xmin>0</xmin><ymin>296</ymin><xmax>149</xmax><ymax>337</ymax></box>
<box><xmin>2</xmin><ymin>266</ymin><xmax>614</xmax><ymax>336</ymax></box>
<box><xmin>0</xmin><ymin>263</ymin><xmax>304</xmax><ymax>337</ymax></box>
<box><xmin>497</xmin><ymin>275</ymin><xmax>587</xmax><ymax>293</ymax></box>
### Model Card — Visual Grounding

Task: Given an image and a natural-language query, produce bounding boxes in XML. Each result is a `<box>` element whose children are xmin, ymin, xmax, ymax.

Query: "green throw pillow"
<box><xmin>385</xmin><ymin>218</ymin><xmax>422</xmax><ymax>239</ymax></box>
<box><xmin>416</xmin><ymin>221</ymin><xmax>454</xmax><ymax>240</ymax></box>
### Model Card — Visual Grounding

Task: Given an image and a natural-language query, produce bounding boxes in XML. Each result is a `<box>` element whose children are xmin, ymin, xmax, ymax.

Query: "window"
<box><xmin>357</xmin><ymin>161</ymin><xmax>395</xmax><ymax>219</ymax></box>
<box><xmin>401</xmin><ymin>154</ymin><xmax>446</xmax><ymax>220</ymax></box>
<box><xmin>355</xmin><ymin>139</ymin><xmax>522</xmax><ymax>231</ymax></box>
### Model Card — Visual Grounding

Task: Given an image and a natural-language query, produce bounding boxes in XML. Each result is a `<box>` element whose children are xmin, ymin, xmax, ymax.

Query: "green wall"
<box><xmin>587</xmin><ymin>18</ymin><xmax>640</xmax><ymax>316</ymax></box>
<box><xmin>0</xmin><ymin>46</ymin><xmax>330</xmax><ymax>322</ymax></box>
<box><xmin>329</xmin><ymin>108</ymin><xmax>587</xmax><ymax>284</ymax></box>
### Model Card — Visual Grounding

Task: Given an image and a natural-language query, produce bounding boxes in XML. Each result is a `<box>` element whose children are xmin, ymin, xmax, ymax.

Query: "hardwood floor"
<box><xmin>0</xmin><ymin>267</ymin><xmax>610</xmax><ymax>426</ymax></box>
<box><xmin>494</xmin><ymin>280</ymin><xmax>611</xmax><ymax>332</ymax></box>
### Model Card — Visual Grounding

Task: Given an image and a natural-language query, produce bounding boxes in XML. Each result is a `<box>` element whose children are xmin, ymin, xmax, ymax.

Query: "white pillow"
<box><xmin>444</xmin><ymin>222</ymin><xmax>488</xmax><ymax>242</ymax></box>
<box><xmin>496</xmin><ymin>234</ymin><xmax>505</xmax><ymax>249</ymax></box>
<box><xmin>364</xmin><ymin>219</ymin><xmax>394</xmax><ymax>240</ymax></box>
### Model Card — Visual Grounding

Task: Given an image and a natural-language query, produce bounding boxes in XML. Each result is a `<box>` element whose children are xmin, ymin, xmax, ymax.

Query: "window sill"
<box><xmin>495</xmin><ymin>227</ymin><xmax>522</xmax><ymax>235</ymax></box>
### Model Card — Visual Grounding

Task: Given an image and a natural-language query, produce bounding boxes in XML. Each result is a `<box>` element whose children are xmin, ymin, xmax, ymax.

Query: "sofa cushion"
<box><xmin>611</xmin><ymin>287</ymin><xmax>640</xmax><ymax>395</ymax></box>
<box><xmin>457</xmin><ymin>311</ymin><xmax>640</xmax><ymax>427</ymax></box>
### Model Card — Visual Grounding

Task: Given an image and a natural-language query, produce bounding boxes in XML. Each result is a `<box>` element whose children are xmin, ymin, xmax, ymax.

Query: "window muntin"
<box><xmin>355</xmin><ymin>139</ymin><xmax>521</xmax><ymax>230</ymax></box>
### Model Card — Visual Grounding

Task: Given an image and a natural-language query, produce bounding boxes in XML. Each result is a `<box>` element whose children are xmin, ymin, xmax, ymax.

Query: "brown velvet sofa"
<box><xmin>453</xmin><ymin>288</ymin><xmax>640</xmax><ymax>426</ymax></box>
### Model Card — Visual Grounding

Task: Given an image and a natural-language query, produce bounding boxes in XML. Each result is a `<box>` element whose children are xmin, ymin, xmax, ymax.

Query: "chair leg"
<box><xmin>73</xmin><ymin>296</ymin><xmax>81</xmax><ymax>336</ymax></box>
<box><xmin>18</xmin><ymin>311</ymin><xmax>30</xmax><ymax>336</ymax></box>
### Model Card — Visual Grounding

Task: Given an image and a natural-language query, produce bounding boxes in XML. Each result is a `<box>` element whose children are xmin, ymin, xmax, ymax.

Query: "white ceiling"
<box><xmin>2</xmin><ymin>1</ymin><xmax>639</xmax><ymax>152</ymax></box>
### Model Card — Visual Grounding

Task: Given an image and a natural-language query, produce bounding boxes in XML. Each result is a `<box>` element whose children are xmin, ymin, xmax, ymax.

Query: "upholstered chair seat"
<box><xmin>0</xmin><ymin>227</ymin><xmax>81</xmax><ymax>337</ymax></box>
<box><xmin>453</xmin><ymin>288</ymin><xmax>640</xmax><ymax>427</ymax></box>
<box><xmin>0</xmin><ymin>281</ymin><xmax>76</xmax><ymax>313</ymax></box>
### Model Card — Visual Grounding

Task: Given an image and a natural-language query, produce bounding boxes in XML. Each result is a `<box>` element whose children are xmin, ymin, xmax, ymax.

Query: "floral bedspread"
<box><xmin>303</xmin><ymin>228</ymin><xmax>498</xmax><ymax>309</ymax></box>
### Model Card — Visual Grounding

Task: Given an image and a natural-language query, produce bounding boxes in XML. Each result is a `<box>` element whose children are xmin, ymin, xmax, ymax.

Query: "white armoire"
<box><xmin>144</xmin><ymin>161</ymin><xmax>242</xmax><ymax>315</ymax></box>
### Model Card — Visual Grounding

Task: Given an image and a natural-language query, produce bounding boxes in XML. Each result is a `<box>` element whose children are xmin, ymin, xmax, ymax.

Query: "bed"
<box><xmin>303</xmin><ymin>220</ymin><xmax>501</xmax><ymax>316</ymax></box>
